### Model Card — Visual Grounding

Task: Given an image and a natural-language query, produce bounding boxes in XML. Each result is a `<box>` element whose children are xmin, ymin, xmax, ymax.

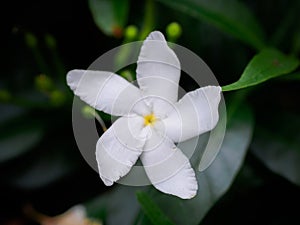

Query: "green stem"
<box><xmin>94</xmin><ymin>111</ymin><xmax>107</xmax><ymax>132</ymax></box>
<box><xmin>45</xmin><ymin>34</ymin><xmax>67</xmax><ymax>83</ymax></box>
<box><xmin>25</xmin><ymin>32</ymin><xmax>51</xmax><ymax>76</ymax></box>
<box><xmin>139</xmin><ymin>0</ymin><xmax>155</xmax><ymax>40</ymax></box>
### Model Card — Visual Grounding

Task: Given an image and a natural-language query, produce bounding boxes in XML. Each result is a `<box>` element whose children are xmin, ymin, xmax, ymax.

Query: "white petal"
<box><xmin>67</xmin><ymin>69</ymin><xmax>149</xmax><ymax>116</ymax></box>
<box><xmin>163</xmin><ymin>86</ymin><xmax>221</xmax><ymax>143</ymax></box>
<box><xmin>96</xmin><ymin>116</ymin><xmax>147</xmax><ymax>185</ymax></box>
<box><xmin>141</xmin><ymin>132</ymin><xmax>198</xmax><ymax>199</ymax></box>
<box><xmin>136</xmin><ymin>31</ymin><xmax>181</xmax><ymax>116</ymax></box>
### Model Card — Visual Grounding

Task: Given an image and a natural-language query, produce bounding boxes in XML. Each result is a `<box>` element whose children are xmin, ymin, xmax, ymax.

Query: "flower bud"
<box><xmin>166</xmin><ymin>22</ymin><xmax>182</xmax><ymax>41</ymax></box>
<box><xmin>120</xmin><ymin>70</ymin><xmax>134</xmax><ymax>81</ymax></box>
<box><xmin>50</xmin><ymin>90</ymin><xmax>66</xmax><ymax>106</ymax></box>
<box><xmin>25</xmin><ymin>32</ymin><xmax>37</xmax><ymax>48</ymax></box>
<box><xmin>35</xmin><ymin>74</ymin><xmax>53</xmax><ymax>92</ymax></box>
<box><xmin>81</xmin><ymin>105</ymin><xmax>95</xmax><ymax>119</ymax></box>
<box><xmin>45</xmin><ymin>34</ymin><xmax>56</xmax><ymax>49</ymax></box>
<box><xmin>124</xmin><ymin>25</ymin><xmax>138</xmax><ymax>41</ymax></box>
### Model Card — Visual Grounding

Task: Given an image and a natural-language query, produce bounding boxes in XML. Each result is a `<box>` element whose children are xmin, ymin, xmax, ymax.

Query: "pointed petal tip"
<box><xmin>180</xmin><ymin>188</ymin><xmax>198</xmax><ymax>200</ymax></box>
<box><xmin>205</xmin><ymin>85</ymin><xmax>222</xmax><ymax>93</ymax></box>
<box><xmin>205</xmin><ymin>86</ymin><xmax>222</xmax><ymax>103</ymax></box>
<box><xmin>66</xmin><ymin>69</ymin><xmax>85</xmax><ymax>91</ymax></box>
<box><xmin>171</xmin><ymin>180</ymin><xmax>198</xmax><ymax>199</ymax></box>
<box><xmin>163</xmin><ymin>178</ymin><xmax>198</xmax><ymax>200</ymax></box>
<box><xmin>154</xmin><ymin>163</ymin><xmax>198</xmax><ymax>199</ymax></box>
<box><xmin>147</xmin><ymin>31</ymin><xmax>165</xmax><ymax>41</ymax></box>
<box><xmin>100</xmin><ymin>175</ymin><xmax>114</xmax><ymax>186</ymax></box>
<box><xmin>96</xmin><ymin>117</ymin><xmax>145</xmax><ymax>186</ymax></box>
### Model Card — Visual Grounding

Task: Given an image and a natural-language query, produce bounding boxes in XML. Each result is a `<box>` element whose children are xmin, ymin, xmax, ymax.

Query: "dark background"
<box><xmin>1</xmin><ymin>0</ymin><xmax>300</xmax><ymax>224</ymax></box>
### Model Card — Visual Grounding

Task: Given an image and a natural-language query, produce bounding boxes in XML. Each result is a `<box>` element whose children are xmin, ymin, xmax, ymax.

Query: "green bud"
<box><xmin>120</xmin><ymin>70</ymin><xmax>134</xmax><ymax>82</ymax></box>
<box><xmin>166</xmin><ymin>22</ymin><xmax>182</xmax><ymax>41</ymax></box>
<box><xmin>0</xmin><ymin>89</ymin><xmax>11</xmax><ymax>102</ymax></box>
<box><xmin>50</xmin><ymin>90</ymin><xmax>66</xmax><ymax>106</ymax></box>
<box><xmin>25</xmin><ymin>32</ymin><xmax>38</xmax><ymax>48</ymax></box>
<box><xmin>81</xmin><ymin>105</ymin><xmax>96</xmax><ymax>119</ymax></box>
<box><xmin>45</xmin><ymin>34</ymin><xmax>56</xmax><ymax>49</ymax></box>
<box><xmin>125</xmin><ymin>25</ymin><xmax>138</xmax><ymax>41</ymax></box>
<box><xmin>35</xmin><ymin>74</ymin><xmax>53</xmax><ymax>92</ymax></box>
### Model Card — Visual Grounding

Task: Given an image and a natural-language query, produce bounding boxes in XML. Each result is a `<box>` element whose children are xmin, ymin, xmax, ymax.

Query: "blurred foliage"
<box><xmin>136</xmin><ymin>191</ymin><xmax>175</xmax><ymax>225</ymax></box>
<box><xmin>89</xmin><ymin>0</ymin><xmax>130</xmax><ymax>37</ymax></box>
<box><xmin>156</xmin><ymin>0</ymin><xmax>266</xmax><ymax>50</ymax></box>
<box><xmin>252</xmin><ymin>111</ymin><xmax>300</xmax><ymax>186</ymax></box>
<box><xmin>2</xmin><ymin>0</ymin><xmax>300</xmax><ymax>224</ymax></box>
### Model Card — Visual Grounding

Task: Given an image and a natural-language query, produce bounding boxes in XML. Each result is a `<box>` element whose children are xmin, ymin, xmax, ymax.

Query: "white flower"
<box><xmin>67</xmin><ymin>31</ymin><xmax>221</xmax><ymax>199</ymax></box>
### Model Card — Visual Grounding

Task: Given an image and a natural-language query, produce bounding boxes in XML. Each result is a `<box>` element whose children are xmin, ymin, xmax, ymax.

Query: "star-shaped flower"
<box><xmin>67</xmin><ymin>31</ymin><xmax>221</xmax><ymax>199</ymax></box>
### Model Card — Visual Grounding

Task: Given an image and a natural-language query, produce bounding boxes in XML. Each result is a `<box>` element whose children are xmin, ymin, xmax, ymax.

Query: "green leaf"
<box><xmin>222</xmin><ymin>48</ymin><xmax>300</xmax><ymax>91</ymax></box>
<box><xmin>136</xmin><ymin>191</ymin><xmax>175</xmax><ymax>225</ymax></box>
<box><xmin>0</xmin><ymin>124</ymin><xmax>43</xmax><ymax>163</ymax></box>
<box><xmin>251</xmin><ymin>113</ymin><xmax>300</xmax><ymax>186</ymax></box>
<box><xmin>135</xmin><ymin>212</ymin><xmax>153</xmax><ymax>225</ymax></box>
<box><xmin>144</xmin><ymin>101</ymin><xmax>254</xmax><ymax>225</ymax></box>
<box><xmin>85</xmin><ymin>186</ymin><xmax>141</xmax><ymax>225</ymax></box>
<box><xmin>156</xmin><ymin>0</ymin><xmax>265</xmax><ymax>49</ymax></box>
<box><xmin>8</xmin><ymin>146</ymin><xmax>76</xmax><ymax>189</ymax></box>
<box><xmin>88</xmin><ymin>0</ymin><xmax>129</xmax><ymax>36</ymax></box>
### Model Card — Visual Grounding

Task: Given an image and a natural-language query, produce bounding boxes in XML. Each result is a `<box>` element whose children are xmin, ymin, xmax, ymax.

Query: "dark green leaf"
<box><xmin>156</xmin><ymin>0</ymin><xmax>265</xmax><ymax>49</ymax></box>
<box><xmin>89</xmin><ymin>0</ymin><xmax>129</xmax><ymax>36</ymax></box>
<box><xmin>0</xmin><ymin>124</ymin><xmax>43</xmax><ymax>163</ymax></box>
<box><xmin>8</xmin><ymin>147</ymin><xmax>76</xmax><ymax>189</ymax></box>
<box><xmin>145</xmin><ymin>101</ymin><xmax>254</xmax><ymax>225</ymax></box>
<box><xmin>251</xmin><ymin>113</ymin><xmax>300</xmax><ymax>186</ymax></box>
<box><xmin>136</xmin><ymin>191</ymin><xmax>175</xmax><ymax>225</ymax></box>
<box><xmin>222</xmin><ymin>48</ymin><xmax>299</xmax><ymax>91</ymax></box>
<box><xmin>134</xmin><ymin>211</ymin><xmax>154</xmax><ymax>225</ymax></box>
<box><xmin>86</xmin><ymin>186</ymin><xmax>141</xmax><ymax>225</ymax></box>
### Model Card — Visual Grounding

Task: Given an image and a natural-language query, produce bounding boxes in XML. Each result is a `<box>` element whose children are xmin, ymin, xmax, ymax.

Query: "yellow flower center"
<box><xmin>144</xmin><ymin>113</ymin><xmax>156</xmax><ymax>126</ymax></box>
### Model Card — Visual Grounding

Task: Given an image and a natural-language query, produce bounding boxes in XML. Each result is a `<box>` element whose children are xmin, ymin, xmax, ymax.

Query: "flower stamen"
<box><xmin>144</xmin><ymin>113</ymin><xmax>156</xmax><ymax>126</ymax></box>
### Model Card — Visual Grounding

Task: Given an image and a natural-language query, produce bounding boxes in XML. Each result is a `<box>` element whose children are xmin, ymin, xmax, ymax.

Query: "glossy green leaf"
<box><xmin>251</xmin><ymin>113</ymin><xmax>300</xmax><ymax>186</ymax></box>
<box><xmin>0</xmin><ymin>124</ymin><xmax>43</xmax><ymax>163</ymax></box>
<box><xmin>143</xmin><ymin>102</ymin><xmax>254</xmax><ymax>225</ymax></box>
<box><xmin>136</xmin><ymin>191</ymin><xmax>175</xmax><ymax>225</ymax></box>
<box><xmin>156</xmin><ymin>0</ymin><xmax>265</xmax><ymax>49</ymax></box>
<box><xmin>222</xmin><ymin>48</ymin><xmax>300</xmax><ymax>91</ymax></box>
<box><xmin>89</xmin><ymin>0</ymin><xmax>129</xmax><ymax>36</ymax></box>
